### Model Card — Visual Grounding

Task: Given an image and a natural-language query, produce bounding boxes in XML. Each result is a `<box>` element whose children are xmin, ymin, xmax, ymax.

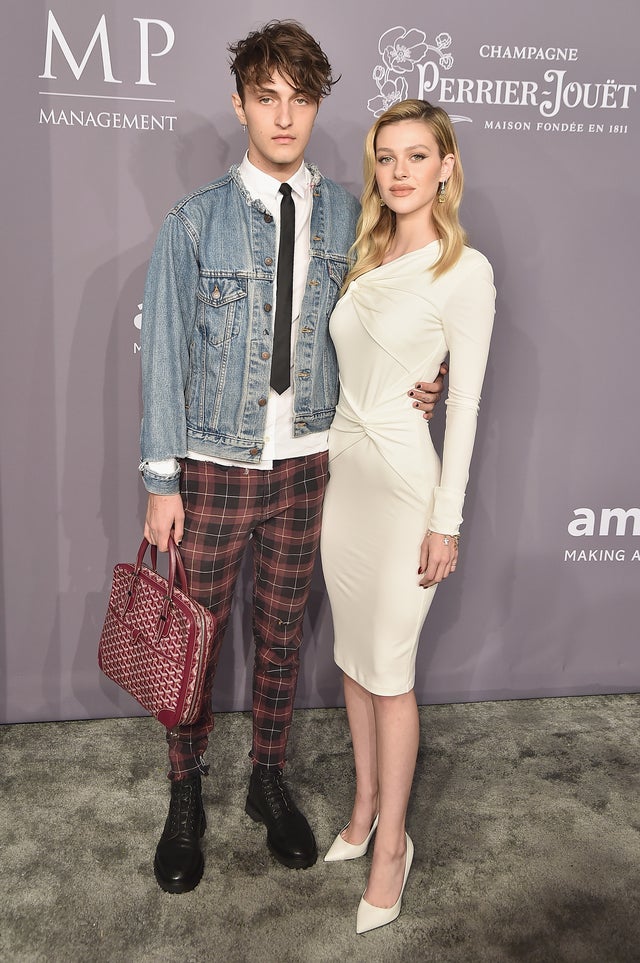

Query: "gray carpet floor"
<box><xmin>1</xmin><ymin>694</ymin><xmax>639</xmax><ymax>963</ymax></box>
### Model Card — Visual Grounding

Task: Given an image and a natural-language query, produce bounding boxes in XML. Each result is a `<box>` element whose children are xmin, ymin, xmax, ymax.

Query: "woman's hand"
<box><xmin>408</xmin><ymin>362</ymin><xmax>448</xmax><ymax>420</ymax></box>
<box><xmin>418</xmin><ymin>529</ymin><xmax>458</xmax><ymax>588</ymax></box>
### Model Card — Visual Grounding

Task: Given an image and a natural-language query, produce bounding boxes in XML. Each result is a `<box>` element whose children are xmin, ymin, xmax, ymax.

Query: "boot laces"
<box><xmin>260</xmin><ymin>769</ymin><xmax>293</xmax><ymax>820</ymax></box>
<box><xmin>167</xmin><ymin>778</ymin><xmax>201</xmax><ymax>835</ymax></box>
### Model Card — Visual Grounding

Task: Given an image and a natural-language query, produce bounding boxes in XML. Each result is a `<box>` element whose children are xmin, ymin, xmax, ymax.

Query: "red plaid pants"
<box><xmin>166</xmin><ymin>452</ymin><xmax>328</xmax><ymax>781</ymax></box>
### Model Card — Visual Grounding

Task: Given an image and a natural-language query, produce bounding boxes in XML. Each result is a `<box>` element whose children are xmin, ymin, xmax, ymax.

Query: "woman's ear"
<box><xmin>440</xmin><ymin>153</ymin><xmax>455</xmax><ymax>181</ymax></box>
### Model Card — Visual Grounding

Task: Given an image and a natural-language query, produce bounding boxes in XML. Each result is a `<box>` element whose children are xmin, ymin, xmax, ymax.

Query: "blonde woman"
<box><xmin>320</xmin><ymin>100</ymin><xmax>496</xmax><ymax>933</ymax></box>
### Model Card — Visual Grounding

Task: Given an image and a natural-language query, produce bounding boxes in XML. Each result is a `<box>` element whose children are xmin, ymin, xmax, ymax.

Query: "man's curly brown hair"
<box><xmin>228</xmin><ymin>20</ymin><xmax>338</xmax><ymax>103</ymax></box>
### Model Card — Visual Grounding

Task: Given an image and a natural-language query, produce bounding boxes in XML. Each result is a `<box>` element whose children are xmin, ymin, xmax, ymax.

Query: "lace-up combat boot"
<box><xmin>245</xmin><ymin>765</ymin><xmax>317</xmax><ymax>869</ymax></box>
<box><xmin>154</xmin><ymin>774</ymin><xmax>206</xmax><ymax>893</ymax></box>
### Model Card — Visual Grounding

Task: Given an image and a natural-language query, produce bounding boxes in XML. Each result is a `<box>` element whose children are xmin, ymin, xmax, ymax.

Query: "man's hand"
<box><xmin>408</xmin><ymin>361</ymin><xmax>448</xmax><ymax>420</ymax></box>
<box><xmin>144</xmin><ymin>493</ymin><xmax>184</xmax><ymax>552</ymax></box>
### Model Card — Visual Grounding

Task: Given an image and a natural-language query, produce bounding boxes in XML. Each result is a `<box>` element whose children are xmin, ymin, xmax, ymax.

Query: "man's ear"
<box><xmin>231</xmin><ymin>92</ymin><xmax>246</xmax><ymax>126</ymax></box>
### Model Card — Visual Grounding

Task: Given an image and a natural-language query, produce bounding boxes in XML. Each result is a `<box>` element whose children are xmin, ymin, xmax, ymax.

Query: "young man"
<box><xmin>140</xmin><ymin>20</ymin><xmax>443</xmax><ymax>893</ymax></box>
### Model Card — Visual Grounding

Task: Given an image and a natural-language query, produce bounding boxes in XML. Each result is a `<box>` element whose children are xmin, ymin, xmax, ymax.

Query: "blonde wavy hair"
<box><xmin>342</xmin><ymin>100</ymin><xmax>467</xmax><ymax>292</ymax></box>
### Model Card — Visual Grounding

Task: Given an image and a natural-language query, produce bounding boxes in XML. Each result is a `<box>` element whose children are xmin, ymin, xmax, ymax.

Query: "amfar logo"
<box><xmin>38</xmin><ymin>10</ymin><xmax>177</xmax><ymax>132</ymax></box>
<box><xmin>568</xmin><ymin>508</ymin><xmax>640</xmax><ymax>537</ymax></box>
<box><xmin>133</xmin><ymin>303</ymin><xmax>142</xmax><ymax>355</ymax></box>
<box><xmin>564</xmin><ymin>508</ymin><xmax>640</xmax><ymax>562</ymax></box>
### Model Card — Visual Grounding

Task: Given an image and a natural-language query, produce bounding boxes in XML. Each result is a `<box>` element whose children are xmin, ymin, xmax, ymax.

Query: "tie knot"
<box><xmin>279</xmin><ymin>182</ymin><xmax>292</xmax><ymax>198</ymax></box>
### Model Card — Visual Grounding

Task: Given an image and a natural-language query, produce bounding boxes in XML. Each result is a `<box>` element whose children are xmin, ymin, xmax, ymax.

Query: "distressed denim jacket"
<box><xmin>140</xmin><ymin>164</ymin><xmax>360</xmax><ymax>494</ymax></box>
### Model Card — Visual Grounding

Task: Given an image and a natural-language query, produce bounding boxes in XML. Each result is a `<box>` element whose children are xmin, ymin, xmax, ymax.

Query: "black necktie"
<box><xmin>270</xmin><ymin>182</ymin><xmax>295</xmax><ymax>394</ymax></box>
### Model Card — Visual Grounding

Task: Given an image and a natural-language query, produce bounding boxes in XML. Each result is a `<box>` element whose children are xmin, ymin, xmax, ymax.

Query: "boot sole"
<box><xmin>245</xmin><ymin>797</ymin><xmax>318</xmax><ymax>869</ymax></box>
<box><xmin>153</xmin><ymin>853</ymin><xmax>204</xmax><ymax>894</ymax></box>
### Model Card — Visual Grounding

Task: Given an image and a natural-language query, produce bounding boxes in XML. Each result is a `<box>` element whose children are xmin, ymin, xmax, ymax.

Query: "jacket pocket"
<box><xmin>197</xmin><ymin>274</ymin><xmax>247</xmax><ymax>346</ymax></box>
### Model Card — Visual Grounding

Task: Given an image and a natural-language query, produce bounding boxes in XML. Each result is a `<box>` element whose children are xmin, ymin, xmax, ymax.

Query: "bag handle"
<box><xmin>135</xmin><ymin>535</ymin><xmax>189</xmax><ymax>596</ymax></box>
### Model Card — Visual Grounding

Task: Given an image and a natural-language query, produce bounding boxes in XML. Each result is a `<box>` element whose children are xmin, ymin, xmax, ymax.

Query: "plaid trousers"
<box><xmin>166</xmin><ymin>452</ymin><xmax>328</xmax><ymax>781</ymax></box>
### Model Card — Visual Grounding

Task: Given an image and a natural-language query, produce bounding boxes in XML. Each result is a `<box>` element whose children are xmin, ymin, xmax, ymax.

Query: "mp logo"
<box><xmin>39</xmin><ymin>10</ymin><xmax>175</xmax><ymax>87</ymax></box>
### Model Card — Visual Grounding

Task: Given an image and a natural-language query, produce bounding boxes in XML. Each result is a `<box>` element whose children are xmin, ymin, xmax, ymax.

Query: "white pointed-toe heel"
<box><xmin>324</xmin><ymin>814</ymin><xmax>379</xmax><ymax>862</ymax></box>
<box><xmin>356</xmin><ymin>833</ymin><xmax>414</xmax><ymax>934</ymax></box>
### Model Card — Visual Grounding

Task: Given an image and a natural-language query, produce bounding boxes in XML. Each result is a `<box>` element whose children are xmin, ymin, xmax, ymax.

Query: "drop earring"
<box><xmin>438</xmin><ymin>180</ymin><xmax>447</xmax><ymax>204</ymax></box>
<box><xmin>242</xmin><ymin>124</ymin><xmax>247</xmax><ymax>132</ymax></box>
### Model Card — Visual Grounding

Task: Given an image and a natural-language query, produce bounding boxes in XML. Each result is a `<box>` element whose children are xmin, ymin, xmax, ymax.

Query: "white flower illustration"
<box><xmin>379</xmin><ymin>26</ymin><xmax>429</xmax><ymax>74</ymax></box>
<box><xmin>367</xmin><ymin>75</ymin><xmax>410</xmax><ymax>117</ymax></box>
<box><xmin>435</xmin><ymin>33</ymin><xmax>452</xmax><ymax>51</ymax></box>
<box><xmin>369</xmin><ymin>25</ymin><xmax>459</xmax><ymax>117</ymax></box>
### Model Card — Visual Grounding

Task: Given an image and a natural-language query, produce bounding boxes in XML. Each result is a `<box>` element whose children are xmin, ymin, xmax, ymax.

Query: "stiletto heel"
<box><xmin>324</xmin><ymin>814</ymin><xmax>379</xmax><ymax>862</ymax></box>
<box><xmin>356</xmin><ymin>833</ymin><xmax>413</xmax><ymax>934</ymax></box>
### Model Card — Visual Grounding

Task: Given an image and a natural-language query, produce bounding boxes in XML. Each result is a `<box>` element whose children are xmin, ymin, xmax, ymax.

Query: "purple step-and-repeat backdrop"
<box><xmin>1</xmin><ymin>1</ymin><xmax>638</xmax><ymax>723</ymax></box>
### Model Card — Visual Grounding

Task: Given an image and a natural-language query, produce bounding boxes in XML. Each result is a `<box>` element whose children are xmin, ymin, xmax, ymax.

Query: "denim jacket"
<box><xmin>140</xmin><ymin>164</ymin><xmax>360</xmax><ymax>494</ymax></box>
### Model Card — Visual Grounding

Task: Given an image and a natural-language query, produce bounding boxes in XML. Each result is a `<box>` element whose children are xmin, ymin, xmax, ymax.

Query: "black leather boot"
<box><xmin>154</xmin><ymin>774</ymin><xmax>206</xmax><ymax>893</ymax></box>
<box><xmin>245</xmin><ymin>765</ymin><xmax>317</xmax><ymax>869</ymax></box>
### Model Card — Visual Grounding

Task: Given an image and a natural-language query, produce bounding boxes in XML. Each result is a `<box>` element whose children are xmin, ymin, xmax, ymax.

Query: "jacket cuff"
<box><xmin>139</xmin><ymin>461</ymin><xmax>181</xmax><ymax>495</ymax></box>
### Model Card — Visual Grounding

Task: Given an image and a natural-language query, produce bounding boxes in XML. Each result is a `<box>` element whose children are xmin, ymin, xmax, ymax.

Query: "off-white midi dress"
<box><xmin>320</xmin><ymin>242</ymin><xmax>495</xmax><ymax>695</ymax></box>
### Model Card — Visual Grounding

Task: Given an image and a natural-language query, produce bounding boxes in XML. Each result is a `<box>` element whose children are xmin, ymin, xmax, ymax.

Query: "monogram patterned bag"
<box><xmin>98</xmin><ymin>536</ymin><xmax>216</xmax><ymax>728</ymax></box>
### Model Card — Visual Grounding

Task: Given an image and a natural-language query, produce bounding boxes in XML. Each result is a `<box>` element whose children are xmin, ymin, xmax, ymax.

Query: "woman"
<box><xmin>320</xmin><ymin>99</ymin><xmax>495</xmax><ymax>933</ymax></box>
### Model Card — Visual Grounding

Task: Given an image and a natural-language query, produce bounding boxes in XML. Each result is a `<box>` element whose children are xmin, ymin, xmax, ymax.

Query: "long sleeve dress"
<box><xmin>320</xmin><ymin>241</ymin><xmax>496</xmax><ymax>695</ymax></box>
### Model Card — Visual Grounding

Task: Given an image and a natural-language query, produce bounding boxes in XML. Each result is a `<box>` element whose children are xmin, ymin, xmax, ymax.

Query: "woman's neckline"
<box><xmin>379</xmin><ymin>238</ymin><xmax>440</xmax><ymax>267</ymax></box>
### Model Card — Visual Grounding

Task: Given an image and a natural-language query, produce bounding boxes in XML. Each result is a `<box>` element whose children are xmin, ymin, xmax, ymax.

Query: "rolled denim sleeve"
<box><xmin>139</xmin><ymin>211</ymin><xmax>199</xmax><ymax>494</ymax></box>
<box><xmin>138</xmin><ymin>459</ymin><xmax>182</xmax><ymax>495</ymax></box>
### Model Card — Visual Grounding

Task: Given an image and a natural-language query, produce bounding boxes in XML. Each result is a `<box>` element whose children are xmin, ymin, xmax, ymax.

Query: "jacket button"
<box><xmin>258</xmin><ymin>398</ymin><xmax>267</xmax><ymax>407</ymax></box>
<box><xmin>261</xmin><ymin>351</ymin><xmax>270</xmax><ymax>360</ymax></box>
<box><xmin>264</xmin><ymin>214</ymin><xmax>273</xmax><ymax>223</ymax></box>
<box><xmin>264</xmin><ymin>303</ymin><xmax>272</xmax><ymax>312</ymax></box>
<box><xmin>264</xmin><ymin>257</ymin><xmax>273</xmax><ymax>266</ymax></box>
<box><xmin>250</xmin><ymin>447</ymin><xmax>260</xmax><ymax>455</ymax></box>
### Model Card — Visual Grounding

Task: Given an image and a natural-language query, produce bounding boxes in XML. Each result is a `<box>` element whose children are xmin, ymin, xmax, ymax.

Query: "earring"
<box><xmin>242</xmin><ymin>124</ymin><xmax>247</xmax><ymax>132</ymax></box>
<box><xmin>380</xmin><ymin>198</ymin><xmax>386</xmax><ymax>207</ymax></box>
<box><xmin>438</xmin><ymin>180</ymin><xmax>447</xmax><ymax>204</ymax></box>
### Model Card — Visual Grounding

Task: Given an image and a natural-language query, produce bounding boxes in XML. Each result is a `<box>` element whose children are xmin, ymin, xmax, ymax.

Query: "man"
<box><xmin>140</xmin><ymin>20</ymin><xmax>443</xmax><ymax>893</ymax></box>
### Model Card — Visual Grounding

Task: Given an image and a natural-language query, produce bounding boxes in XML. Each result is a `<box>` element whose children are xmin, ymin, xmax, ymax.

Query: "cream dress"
<box><xmin>320</xmin><ymin>242</ymin><xmax>495</xmax><ymax>695</ymax></box>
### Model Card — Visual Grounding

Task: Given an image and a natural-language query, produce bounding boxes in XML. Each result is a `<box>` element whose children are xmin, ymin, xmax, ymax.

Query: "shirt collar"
<box><xmin>238</xmin><ymin>152</ymin><xmax>309</xmax><ymax>202</ymax></box>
